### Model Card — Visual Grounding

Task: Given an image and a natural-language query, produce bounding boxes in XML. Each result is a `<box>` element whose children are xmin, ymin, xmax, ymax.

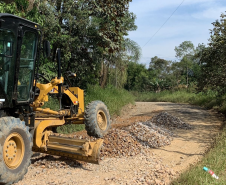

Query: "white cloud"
<box><xmin>129</xmin><ymin>0</ymin><xmax>216</xmax><ymax>16</ymax></box>
<box><xmin>192</xmin><ymin>7</ymin><xmax>226</xmax><ymax>19</ymax></box>
<box><xmin>128</xmin><ymin>0</ymin><xmax>226</xmax><ymax>64</ymax></box>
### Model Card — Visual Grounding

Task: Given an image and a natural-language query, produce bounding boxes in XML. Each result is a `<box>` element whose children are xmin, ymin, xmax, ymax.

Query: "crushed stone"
<box><xmin>150</xmin><ymin>112</ymin><xmax>193</xmax><ymax>130</ymax></box>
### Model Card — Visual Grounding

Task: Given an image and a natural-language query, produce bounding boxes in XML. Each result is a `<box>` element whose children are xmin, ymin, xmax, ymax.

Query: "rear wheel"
<box><xmin>84</xmin><ymin>101</ymin><xmax>111</xmax><ymax>138</ymax></box>
<box><xmin>0</xmin><ymin>117</ymin><xmax>32</xmax><ymax>184</ymax></box>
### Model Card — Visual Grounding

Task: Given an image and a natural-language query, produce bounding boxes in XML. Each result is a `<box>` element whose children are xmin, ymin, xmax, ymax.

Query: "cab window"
<box><xmin>17</xmin><ymin>31</ymin><xmax>37</xmax><ymax>101</ymax></box>
<box><xmin>0</xmin><ymin>29</ymin><xmax>16</xmax><ymax>100</ymax></box>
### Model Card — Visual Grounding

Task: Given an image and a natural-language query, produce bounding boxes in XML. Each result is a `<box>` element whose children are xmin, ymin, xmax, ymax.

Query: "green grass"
<box><xmin>172</xmin><ymin>128</ymin><xmax>226</xmax><ymax>185</ymax></box>
<box><xmin>56</xmin><ymin>124</ymin><xmax>85</xmax><ymax>134</ymax></box>
<box><xmin>132</xmin><ymin>90</ymin><xmax>226</xmax><ymax>113</ymax></box>
<box><xmin>42</xmin><ymin>96</ymin><xmax>59</xmax><ymax>111</ymax></box>
<box><xmin>132</xmin><ymin>90</ymin><xmax>196</xmax><ymax>103</ymax></box>
<box><xmin>85</xmin><ymin>84</ymin><xmax>135</xmax><ymax>115</ymax></box>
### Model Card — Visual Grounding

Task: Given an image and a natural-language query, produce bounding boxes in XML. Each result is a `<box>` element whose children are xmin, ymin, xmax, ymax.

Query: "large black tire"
<box><xmin>0</xmin><ymin>117</ymin><xmax>33</xmax><ymax>185</ymax></box>
<box><xmin>84</xmin><ymin>101</ymin><xmax>111</xmax><ymax>138</ymax></box>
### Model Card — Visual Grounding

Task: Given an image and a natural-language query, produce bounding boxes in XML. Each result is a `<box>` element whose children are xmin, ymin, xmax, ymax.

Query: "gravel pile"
<box><xmin>150</xmin><ymin>112</ymin><xmax>193</xmax><ymax>130</ymax></box>
<box><xmin>101</xmin><ymin>122</ymin><xmax>173</xmax><ymax>158</ymax></box>
<box><xmin>123</xmin><ymin>122</ymin><xmax>172</xmax><ymax>148</ymax></box>
<box><xmin>143</xmin><ymin>121</ymin><xmax>174</xmax><ymax>136</ymax></box>
<box><xmin>101</xmin><ymin>112</ymin><xmax>192</xmax><ymax>157</ymax></box>
<box><xmin>49</xmin><ymin>112</ymin><xmax>190</xmax><ymax>159</ymax></box>
<box><xmin>100</xmin><ymin>129</ymin><xmax>144</xmax><ymax>158</ymax></box>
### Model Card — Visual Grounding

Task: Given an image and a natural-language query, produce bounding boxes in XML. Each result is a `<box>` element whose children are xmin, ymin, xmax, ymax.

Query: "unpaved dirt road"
<box><xmin>15</xmin><ymin>102</ymin><xmax>223</xmax><ymax>185</ymax></box>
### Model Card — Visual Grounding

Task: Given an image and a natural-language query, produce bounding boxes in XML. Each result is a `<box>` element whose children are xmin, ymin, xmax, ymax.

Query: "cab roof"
<box><xmin>0</xmin><ymin>13</ymin><xmax>39</xmax><ymax>28</ymax></box>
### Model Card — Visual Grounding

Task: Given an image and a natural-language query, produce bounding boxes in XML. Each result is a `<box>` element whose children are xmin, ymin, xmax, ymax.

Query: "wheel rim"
<box><xmin>97</xmin><ymin>110</ymin><xmax>107</xmax><ymax>131</ymax></box>
<box><xmin>3</xmin><ymin>132</ymin><xmax>25</xmax><ymax>169</ymax></box>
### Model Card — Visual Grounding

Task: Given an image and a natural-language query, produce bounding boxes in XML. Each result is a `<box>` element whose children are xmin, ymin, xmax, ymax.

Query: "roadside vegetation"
<box><xmin>172</xmin><ymin>127</ymin><xmax>226</xmax><ymax>185</ymax></box>
<box><xmin>133</xmin><ymin>90</ymin><xmax>226</xmax><ymax>114</ymax></box>
<box><xmin>85</xmin><ymin>85</ymin><xmax>135</xmax><ymax>115</ymax></box>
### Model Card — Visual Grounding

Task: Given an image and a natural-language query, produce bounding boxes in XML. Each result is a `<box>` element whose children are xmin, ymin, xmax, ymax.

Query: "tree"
<box><xmin>147</xmin><ymin>56</ymin><xmax>173</xmax><ymax>91</ymax></box>
<box><xmin>123</xmin><ymin>38</ymin><xmax>141</xmax><ymax>63</ymax></box>
<box><xmin>149</xmin><ymin>56</ymin><xmax>170</xmax><ymax>78</ymax></box>
<box><xmin>125</xmin><ymin>62</ymin><xmax>149</xmax><ymax>91</ymax></box>
<box><xmin>0</xmin><ymin>0</ymin><xmax>139</xmax><ymax>89</ymax></box>
<box><xmin>97</xmin><ymin>15</ymin><xmax>139</xmax><ymax>88</ymax></box>
<box><xmin>175</xmin><ymin>41</ymin><xmax>195</xmax><ymax>87</ymax></box>
<box><xmin>175</xmin><ymin>41</ymin><xmax>195</xmax><ymax>58</ymax></box>
<box><xmin>0</xmin><ymin>1</ymin><xmax>141</xmax><ymax>90</ymax></box>
<box><xmin>1</xmin><ymin>0</ymin><xmax>35</xmax><ymax>11</ymax></box>
<box><xmin>107</xmin><ymin>38</ymin><xmax>141</xmax><ymax>88</ymax></box>
<box><xmin>198</xmin><ymin>13</ymin><xmax>226</xmax><ymax>96</ymax></box>
<box><xmin>194</xmin><ymin>43</ymin><xmax>206</xmax><ymax>65</ymax></box>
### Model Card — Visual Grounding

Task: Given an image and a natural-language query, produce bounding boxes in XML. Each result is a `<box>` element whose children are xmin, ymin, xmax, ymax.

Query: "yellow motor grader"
<box><xmin>0</xmin><ymin>13</ymin><xmax>111</xmax><ymax>184</ymax></box>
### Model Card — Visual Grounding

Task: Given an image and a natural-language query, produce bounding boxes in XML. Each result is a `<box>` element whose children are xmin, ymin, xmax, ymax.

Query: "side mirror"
<box><xmin>43</xmin><ymin>40</ymin><xmax>50</xmax><ymax>58</ymax></box>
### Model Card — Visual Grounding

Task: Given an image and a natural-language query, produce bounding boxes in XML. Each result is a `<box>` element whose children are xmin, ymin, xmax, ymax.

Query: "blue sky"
<box><xmin>128</xmin><ymin>0</ymin><xmax>226</xmax><ymax>67</ymax></box>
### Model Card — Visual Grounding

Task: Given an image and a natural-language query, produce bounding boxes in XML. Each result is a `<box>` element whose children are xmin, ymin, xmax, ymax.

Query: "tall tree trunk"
<box><xmin>99</xmin><ymin>61</ymin><xmax>108</xmax><ymax>88</ymax></box>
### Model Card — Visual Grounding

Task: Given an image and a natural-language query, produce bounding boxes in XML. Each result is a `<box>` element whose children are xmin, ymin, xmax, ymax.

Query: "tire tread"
<box><xmin>0</xmin><ymin>117</ymin><xmax>33</xmax><ymax>185</ymax></box>
<box><xmin>84</xmin><ymin>101</ymin><xmax>110</xmax><ymax>138</ymax></box>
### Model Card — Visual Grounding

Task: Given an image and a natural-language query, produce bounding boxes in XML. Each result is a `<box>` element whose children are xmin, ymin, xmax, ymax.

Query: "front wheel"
<box><xmin>84</xmin><ymin>101</ymin><xmax>111</xmax><ymax>138</ymax></box>
<box><xmin>0</xmin><ymin>117</ymin><xmax>33</xmax><ymax>184</ymax></box>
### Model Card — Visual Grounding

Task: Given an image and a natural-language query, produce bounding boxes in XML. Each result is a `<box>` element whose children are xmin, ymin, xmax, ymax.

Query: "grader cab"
<box><xmin>0</xmin><ymin>13</ymin><xmax>111</xmax><ymax>184</ymax></box>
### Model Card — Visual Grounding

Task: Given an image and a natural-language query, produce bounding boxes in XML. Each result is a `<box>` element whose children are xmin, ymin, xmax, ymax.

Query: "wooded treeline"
<box><xmin>0</xmin><ymin>0</ymin><xmax>140</xmax><ymax>89</ymax></box>
<box><xmin>0</xmin><ymin>1</ymin><xmax>225</xmax><ymax>96</ymax></box>
<box><xmin>125</xmin><ymin>13</ymin><xmax>226</xmax><ymax>96</ymax></box>
<box><xmin>125</xmin><ymin>41</ymin><xmax>204</xmax><ymax>92</ymax></box>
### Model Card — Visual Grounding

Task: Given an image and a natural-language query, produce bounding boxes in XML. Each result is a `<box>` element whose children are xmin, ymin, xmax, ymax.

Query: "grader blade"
<box><xmin>33</xmin><ymin>136</ymin><xmax>103</xmax><ymax>164</ymax></box>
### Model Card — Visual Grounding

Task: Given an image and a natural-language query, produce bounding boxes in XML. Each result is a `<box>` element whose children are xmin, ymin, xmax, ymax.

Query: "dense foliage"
<box><xmin>124</xmin><ymin>50</ymin><xmax>202</xmax><ymax>92</ymax></box>
<box><xmin>198</xmin><ymin>13</ymin><xmax>226</xmax><ymax>96</ymax></box>
<box><xmin>0</xmin><ymin>1</ymin><xmax>226</xmax><ymax>102</ymax></box>
<box><xmin>0</xmin><ymin>0</ymin><xmax>139</xmax><ymax>89</ymax></box>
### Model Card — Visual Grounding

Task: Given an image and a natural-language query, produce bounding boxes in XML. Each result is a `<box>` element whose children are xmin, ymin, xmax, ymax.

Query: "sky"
<box><xmin>127</xmin><ymin>0</ymin><xmax>226</xmax><ymax>67</ymax></box>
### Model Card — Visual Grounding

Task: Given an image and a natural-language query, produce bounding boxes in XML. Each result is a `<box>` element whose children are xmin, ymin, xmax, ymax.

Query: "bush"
<box><xmin>85</xmin><ymin>85</ymin><xmax>135</xmax><ymax>115</ymax></box>
<box><xmin>132</xmin><ymin>90</ymin><xmax>226</xmax><ymax>114</ymax></box>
